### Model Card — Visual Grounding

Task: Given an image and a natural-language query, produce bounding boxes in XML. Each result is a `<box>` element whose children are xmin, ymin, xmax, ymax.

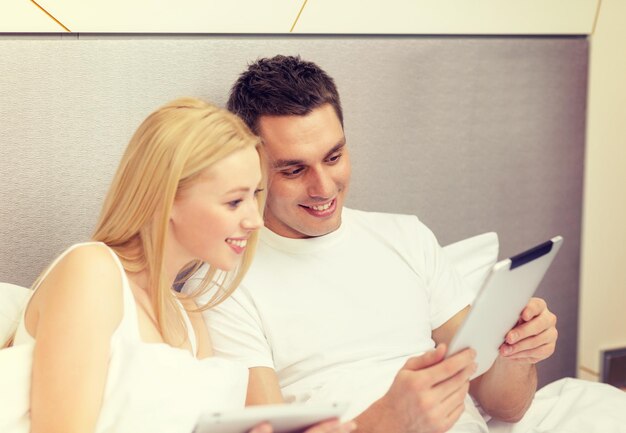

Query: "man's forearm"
<box><xmin>352</xmin><ymin>399</ymin><xmax>397</xmax><ymax>433</ymax></box>
<box><xmin>470</xmin><ymin>357</ymin><xmax>537</xmax><ymax>422</ymax></box>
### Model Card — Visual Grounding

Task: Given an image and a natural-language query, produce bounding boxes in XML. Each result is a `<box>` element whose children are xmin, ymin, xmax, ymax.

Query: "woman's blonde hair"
<box><xmin>92</xmin><ymin>97</ymin><xmax>264</xmax><ymax>346</ymax></box>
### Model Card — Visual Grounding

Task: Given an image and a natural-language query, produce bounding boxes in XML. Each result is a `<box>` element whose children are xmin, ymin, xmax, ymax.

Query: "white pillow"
<box><xmin>443</xmin><ymin>232</ymin><xmax>499</xmax><ymax>300</ymax></box>
<box><xmin>0</xmin><ymin>282</ymin><xmax>31</xmax><ymax>346</ymax></box>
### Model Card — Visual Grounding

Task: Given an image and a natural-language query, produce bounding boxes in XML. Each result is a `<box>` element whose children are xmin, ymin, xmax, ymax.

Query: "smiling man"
<box><xmin>258</xmin><ymin>103</ymin><xmax>349</xmax><ymax>239</ymax></box>
<box><xmin>190</xmin><ymin>55</ymin><xmax>564</xmax><ymax>433</ymax></box>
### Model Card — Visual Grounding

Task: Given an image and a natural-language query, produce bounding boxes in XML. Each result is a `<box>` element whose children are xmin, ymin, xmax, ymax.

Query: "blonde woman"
<box><xmin>1</xmin><ymin>98</ymin><xmax>355</xmax><ymax>433</ymax></box>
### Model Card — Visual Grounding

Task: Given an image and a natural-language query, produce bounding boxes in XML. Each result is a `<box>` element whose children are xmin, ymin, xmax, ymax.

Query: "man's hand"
<box><xmin>468</xmin><ymin>298</ymin><xmax>555</xmax><ymax>422</ymax></box>
<box><xmin>356</xmin><ymin>344</ymin><xmax>476</xmax><ymax>433</ymax></box>
<box><xmin>499</xmin><ymin>297</ymin><xmax>557</xmax><ymax>364</ymax></box>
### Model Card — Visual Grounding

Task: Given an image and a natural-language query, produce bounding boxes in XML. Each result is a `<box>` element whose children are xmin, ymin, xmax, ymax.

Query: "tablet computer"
<box><xmin>446</xmin><ymin>235</ymin><xmax>563</xmax><ymax>379</ymax></box>
<box><xmin>194</xmin><ymin>402</ymin><xmax>348</xmax><ymax>433</ymax></box>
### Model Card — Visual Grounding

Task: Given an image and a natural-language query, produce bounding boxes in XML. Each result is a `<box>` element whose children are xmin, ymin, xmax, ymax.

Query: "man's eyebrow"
<box><xmin>323</xmin><ymin>141</ymin><xmax>346</xmax><ymax>159</ymax></box>
<box><xmin>272</xmin><ymin>139</ymin><xmax>346</xmax><ymax>169</ymax></box>
<box><xmin>273</xmin><ymin>158</ymin><xmax>303</xmax><ymax>169</ymax></box>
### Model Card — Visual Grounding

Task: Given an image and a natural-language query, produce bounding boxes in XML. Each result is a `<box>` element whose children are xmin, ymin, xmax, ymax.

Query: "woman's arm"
<box><xmin>28</xmin><ymin>244</ymin><xmax>123</xmax><ymax>433</ymax></box>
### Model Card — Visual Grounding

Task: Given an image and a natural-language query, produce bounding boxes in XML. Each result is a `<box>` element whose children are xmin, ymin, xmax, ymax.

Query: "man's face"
<box><xmin>258</xmin><ymin>103</ymin><xmax>351</xmax><ymax>239</ymax></box>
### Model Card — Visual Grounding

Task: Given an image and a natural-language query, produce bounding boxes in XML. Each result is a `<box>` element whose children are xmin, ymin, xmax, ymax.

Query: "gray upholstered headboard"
<box><xmin>0</xmin><ymin>35</ymin><xmax>587</xmax><ymax>386</ymax></box>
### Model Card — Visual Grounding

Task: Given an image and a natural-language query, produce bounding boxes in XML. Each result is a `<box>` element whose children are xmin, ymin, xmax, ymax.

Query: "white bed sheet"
<box><xmin>488</xmin><ymin>377</ymin><xmax>626</xmax><ymax>433</ymax></box>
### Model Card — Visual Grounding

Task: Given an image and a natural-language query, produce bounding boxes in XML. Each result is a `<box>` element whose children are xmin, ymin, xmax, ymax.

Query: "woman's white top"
<box><xmin>1</xmin><ymin>242</ymin><xmax>247</xmax><ymax>433</ymax></box>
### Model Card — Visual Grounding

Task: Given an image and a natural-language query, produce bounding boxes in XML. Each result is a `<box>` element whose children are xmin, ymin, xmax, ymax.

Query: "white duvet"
<box><xmin>488</xmin><ymin>377</ymin><xmax>626</xmax><ymax>433</ymax></box>
<box><xmin>0</xmin><ymin>341</ymin><xmax>247</xmax><ymax>433</ymax></box>
<box><xmin>302</xmin><ymin>359</ymin><xmax>626</xmax><ymax>433</ymax></box>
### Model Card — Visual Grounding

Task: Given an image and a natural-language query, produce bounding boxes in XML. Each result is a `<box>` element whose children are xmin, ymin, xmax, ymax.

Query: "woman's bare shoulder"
<box><xmin>31</xmin><ymin>243</ymin><xmax>124</xmax><ymax>331</ymax></box>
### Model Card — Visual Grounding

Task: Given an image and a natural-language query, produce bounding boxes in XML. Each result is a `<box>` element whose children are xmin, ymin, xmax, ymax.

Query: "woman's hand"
<box><xmin>249</xmin><ymin>419</ymin><xmax>357</xmax><ymax>433</ymax></box>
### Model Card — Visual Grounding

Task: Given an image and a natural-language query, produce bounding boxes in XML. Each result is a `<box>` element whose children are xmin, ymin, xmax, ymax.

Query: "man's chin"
<box><xmin>265</xmin><ymin>218</ymin><xmax>341</xmax><ymax>239</ymax></box>
<box><xmin>300</xmin><ymin>218</ymin><xmax>342</xmax><ymax>238</ymax></box>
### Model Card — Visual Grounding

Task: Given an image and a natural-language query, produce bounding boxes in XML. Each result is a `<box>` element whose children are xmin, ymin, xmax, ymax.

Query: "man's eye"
<box><xmin>327</xmin><ymin>153</ymin><xmax>342</xmax><ymax>163</ymax></box>
<box><xmin>282</xmin><ymin>167</ymin><xmax>304</xmax><ymax>177</ymax></box>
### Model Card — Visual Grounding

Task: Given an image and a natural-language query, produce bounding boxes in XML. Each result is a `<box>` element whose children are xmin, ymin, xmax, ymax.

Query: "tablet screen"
<box><xmin>446</xmin><ymin>236</ymin><xmax>563</xmax><ymax>379</ymax></box>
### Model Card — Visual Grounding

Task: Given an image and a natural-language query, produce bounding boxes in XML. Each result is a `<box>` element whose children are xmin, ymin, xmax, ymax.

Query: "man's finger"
<box><xmin>505</xmin><ymin>326</ymin><xmax>557</xmax><ymax>354</ymax></box>
<box><xmin>443</xmin><ymin>399</ymin><xmax>467</xmax><ymax>430</ymax></box>
<box><xmin>444</xmin><ymin>387</ymin><xmax>469</xmax><ymax>419</ymax></box>
<box><xmin>520</xmin><ymin>297</ymin><xmax>546</xmax><ymax>322</ymax></box>
<box><xmin>427</xmin><ymin>348</ymin><xmax>476</xmax><ymax>386</ymax></box>
<box><xmin>502</xmin><ymin>340</ymin><xmax>556</xmax><ymax>361</ymax></box>
<box><xmin>432</xmin><ymin>360</ymin><xmax>475</xmax><ymax>402</ymax></box>
<box><xmin>506</xmin><ymin>310</ymin><xmax>556</xmax><ymax>344</ymax></box>
<box><xmin>403</xmin><ymin>344</ymin><xmax>447</xmax><ymax>371</ymax></box>
<box><xmin>250</xmin><ymin>422</ymin><xmax>273</xmax><ymax>433</ymax></box>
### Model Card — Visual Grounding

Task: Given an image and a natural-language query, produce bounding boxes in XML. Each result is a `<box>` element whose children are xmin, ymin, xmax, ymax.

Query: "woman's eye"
<box><xmin>227</xmin><ymin>199</ymin><xmax>243</xmax><ymax>209</ymax></box>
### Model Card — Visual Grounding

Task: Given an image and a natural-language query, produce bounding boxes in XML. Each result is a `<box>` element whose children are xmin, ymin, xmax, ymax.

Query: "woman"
<box><xmin>2</xmin><ymin>98</ymin><xmax>354</xmax><ymax>433</ymax></box>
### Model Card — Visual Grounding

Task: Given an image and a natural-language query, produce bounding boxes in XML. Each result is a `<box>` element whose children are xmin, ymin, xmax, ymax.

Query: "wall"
<box><xmin>0</xmin><ymin>35</ymin><xmax>587</xmax><ymax>386</ymax></box>
<box><xmin>578</xmin><ymin>0</ymin><xmax>626</xmax><ymax>381</ymax></box>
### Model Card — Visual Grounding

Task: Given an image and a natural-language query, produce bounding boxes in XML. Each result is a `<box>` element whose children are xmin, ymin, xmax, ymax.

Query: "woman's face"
<box><xmin>169</xmin><ymin>146</ymin><xmax>263</xmax><ymax>271</ymax></box>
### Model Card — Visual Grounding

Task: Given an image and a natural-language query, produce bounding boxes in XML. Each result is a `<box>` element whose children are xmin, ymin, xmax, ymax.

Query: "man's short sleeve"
<box><xmin>411</xmin><ymin>219</ymin><xmax>475</xmax><ymax>329</ymax></box>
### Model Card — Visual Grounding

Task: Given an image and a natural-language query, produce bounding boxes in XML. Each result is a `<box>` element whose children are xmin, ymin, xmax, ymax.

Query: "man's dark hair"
<box><xmin>227</xmin><ymin>55</ymin><xmax>343</xmax><ymax>134</ymax></box>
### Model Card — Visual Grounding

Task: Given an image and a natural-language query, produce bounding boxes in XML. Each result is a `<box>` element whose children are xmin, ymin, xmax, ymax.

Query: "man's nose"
<box><xmin>307</xmin><ymin>167</ymin><xmax>335</xmax><ymax>199</ymax></box>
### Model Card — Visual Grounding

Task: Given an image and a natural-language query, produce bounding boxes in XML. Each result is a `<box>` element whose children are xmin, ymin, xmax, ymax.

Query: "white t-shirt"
<box><xmin>196</xmin><ymin>208</ymin><xmax>477</xmax><ymax>422</ymax></box>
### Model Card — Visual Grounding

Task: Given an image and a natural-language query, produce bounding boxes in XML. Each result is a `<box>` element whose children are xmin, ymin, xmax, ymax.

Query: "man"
<box><xmin>191</xmin><ymin>55</ymin><xmax>559</xmax><ymax>433</ymax></box>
